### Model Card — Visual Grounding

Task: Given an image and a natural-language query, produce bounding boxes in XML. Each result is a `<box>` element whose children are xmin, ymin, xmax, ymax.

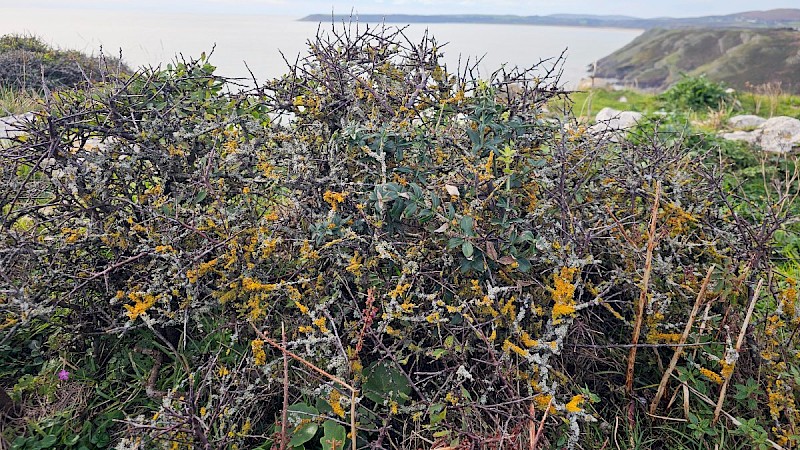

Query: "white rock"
<box><xmin>728</xmin><ymin>115</ymin><xmax>766</xmax><ymax>130</ymax></box>
<box><xmin>589</xmin><ymin>107</ymin><xmax>643</xmax><ymax>140</ymax></box>
<box><xmin>721</xmin><ymin>130</ymin><xmax>762</xmax><ymax>146</ymax></box>
<box><xmin>0</xmin><ymin>112</ymin><xmax>34</xmax><ymax>139</ymax></box>
<box><xmin>618</xmin><ymin>96</ymin><xmax>628</xmax><ymax>103</ymax></box>
<box><xmin>758</xmin><ymin>116</ymin><xmax>800</xmax><ymax>153</ymax></box>
<box><xmin>595</xmin><ymin>107</ymin><xmax>643</xmax><ymax>127</ymax></box>
<box><xmin>720</xmin><ymin>115</ymin><xmax>800</xmax><ymax>154</ymax></box>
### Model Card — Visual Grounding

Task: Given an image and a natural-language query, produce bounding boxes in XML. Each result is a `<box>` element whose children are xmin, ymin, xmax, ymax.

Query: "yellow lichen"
<box><xmin>502</xmin><ymin>339</ymin><xmax>529</xmax><ymax>358</ymax></box>
<box><xmin>346</xmin><ymin>252</ymin><xmax>363</xmax><ymax>277</ymax></box>
<box><xmin>699</xmin><ymin>367</ymin><xmax>723</xmax><ymax>384</ymax></box>
<box><xmin>323</xmin><ymin>190</ymin><xmax>347</xmax><ymax>211</ymax></box>
<box><xmin>328</xmin><ymin>389</ymin><xmax>346</xmax><ymax>418</ymax></box>
<box><xmin>520</xmin><ymin>331</ymin><xmax>538</xmax><ymax>348</ymax></box>
<box><xmin>313</xmin><ymin>316</ymin><xmax>329</xmax><ymax>333</ymax></box>
<box><xmin>388</xmin><ymin>282</ymin><xmax>412</xmax><ymax>300</ymax></box>
<box><xmin>551</xmin><ymin>267</ymin><xmax>577</xmax><ymax>324</ymax></box>
<box><xmin>124</xmin><ymin>292</ymin><xmax>157</xmax><ymax>320</ymax></box>
<box><xmin>565</xmin><ymin>394</ymin><xmax>584</xmax><ymax>413</ymax></box>
<box><xmin>251</xmin><ymin>339</ymin><xmax>266</xmax><ymax>366</ymax></box>
<box><xmin>534</xmin><ymin>394</ymin><xmax>553</xmax><ymax>411</ymax></box>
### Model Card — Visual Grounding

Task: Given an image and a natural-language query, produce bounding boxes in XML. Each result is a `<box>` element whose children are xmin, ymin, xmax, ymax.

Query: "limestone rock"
<box><xmin>759</xmin><ymin>116</ymin><xmax>800</xmax><ymax>153</ymax></box>
<box><xmin>720</xmin><ymin>115</ymin><xmax>800</xmax><ymax>153</ymax></box>
<box><xmin>721</xmin><ymin>129</ymin><xmax>762</xmax><ymax>146</ymax></box>
<box><xmin>728</xmin><ymin>115</ymin><xmax>766</xmax><ymax>130</ymax></box>
<box><xmin>589</xmin><ymin>107</ymin><xmax>643</xmax><ymax>140</ymax></box>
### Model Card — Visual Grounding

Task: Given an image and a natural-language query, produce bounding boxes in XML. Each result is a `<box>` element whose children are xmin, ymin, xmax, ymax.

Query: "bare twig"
<box><xmin>626</xmin><ymin>180</ymin><xmax>661</xmax><ymax>396</ymax></box>
<box><xmin>280</xmin><ymin>322</ymin><xmax>288</xmax><ymax>450</ymax></box>
<box><xmin>681</xmin><ymin>375</ymin><xmax>784</xmax><ymax>450</ymax></box>
<box><xmin>649</xmin><ymin>264</ymin><xmax>715</xmax><ymax>414</ymax></box>
<box><xmin>712</xmin><ymin>278</ymin><xmax>763</xmax><ymax>424</ymax></box>
<box><xmin>250</xmin><ymin>322</ymin><xmax>355</xmax><ymax>392</ymax></box>
<box><xmin>250</xmin><ymin>322</ymin><xmax>359</xmax><ymax>450</ymax></box>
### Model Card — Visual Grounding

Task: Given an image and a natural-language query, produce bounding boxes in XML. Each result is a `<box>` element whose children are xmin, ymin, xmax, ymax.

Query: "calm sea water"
<box><xmin>1</xmin><ymin>8</ymin><xmax>642</xmax><ymax>89</ymax></box>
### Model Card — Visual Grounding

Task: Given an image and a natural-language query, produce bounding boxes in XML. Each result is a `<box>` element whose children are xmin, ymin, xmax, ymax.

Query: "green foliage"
<box><xmin>659</xmin><ymin>74</ymin><xmax>736</xmax><ymax>111</ymax></box>
<box><xmin>1</xmin><ymin>25</ymin><xmax>799</xmax><ymax>450</ymax></box>
<box><xmin>0</xmin><ymin>85</ymin><xmax>41</xmax><ymax>115</ymax></box>
<box><xmin>0</xmin><ymin>33</ymin><xmax>129</xmax><ymax>92</ymax></box>
<box><xmin>568</xmin><ymin>87</ymin><xmax>660</xmax><ymax>118</ymax></box>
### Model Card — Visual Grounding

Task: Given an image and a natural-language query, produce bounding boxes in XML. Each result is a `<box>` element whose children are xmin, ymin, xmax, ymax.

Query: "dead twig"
<box><xmin>280</xmin><ymin>322</ymin><xmax>288</xmax><ymax>450</ymax></box>
<box><xmin>249</xmin><ymin>322</ymin><xmax>358</xmax><ymax>450</ymax></box>
<box><xmin>626</xmin><ymin>180</ymin><xmax>661</xmax><ymax>397</ymax></box>
<box><xmin>649</xmin><ymin>264</ymin><xmax>715</xmax><ymax>414</ymax></box>
<box><xmin>712</xmin><ymin>278</ymin><xmax>763</xmax><ymax>425</ymax></box>
<box><xmin>681</xmin><ymin>374</ymin><xmax>784</xmax><ymax>450</ymax></box>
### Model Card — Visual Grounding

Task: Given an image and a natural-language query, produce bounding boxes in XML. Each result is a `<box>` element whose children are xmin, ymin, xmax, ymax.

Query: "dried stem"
<box><xmin>712</xmin><ymin>278</ymin><xmax>763</xmax><ymax>424</ymax></box>
<box><xmin>529</xmin><ymin>397</ymin><xmax>552</xmax><ymax>450</ymax></box>
<box><xmin>250</xmin><ymin>322</ymin><xmax>359</xmax><ymax>450</ymax></box>
<box><xmin>250</xmin><ymin>322</ymin><xmax>356</xmax><ymax>392</ymax></box>
<box><xmin>649</xmin><ymin>264</ymin><xmax>715</xmax><ymax>414</ymax></box>
<box><xmin>682</xmin><ymin>373</ymin><xmax>784</xmax><ymax>450</ymax></box>
<box><xmin>626</xmin><ymin>180</ymin><xmax>662</xmax><ymax>396</ymax></box>
<box><xmin>280</xmin><ymin>322</ymin><xmax>288</xmax><ymax>450</ymax></box>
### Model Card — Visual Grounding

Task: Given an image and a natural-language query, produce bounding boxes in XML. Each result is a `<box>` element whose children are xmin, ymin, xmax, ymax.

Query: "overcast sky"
<box><xmin>16</xmin><ymin>0</ymin><xmax>800</xmax><ymax>18</ymax></box>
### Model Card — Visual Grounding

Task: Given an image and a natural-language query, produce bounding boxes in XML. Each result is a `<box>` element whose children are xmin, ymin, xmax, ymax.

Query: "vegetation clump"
<box><xmin>1</xmin><ymin>25</ymin><xmax>799</xmax><ymax>449</ymax></box>
<box><xmin>0</xmin><ymin>34</ymin><xmax>129</xmax><ymax>93</ymax></box>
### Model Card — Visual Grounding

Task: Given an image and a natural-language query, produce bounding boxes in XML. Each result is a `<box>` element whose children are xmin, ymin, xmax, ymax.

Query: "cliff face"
<box><xmin>592</xmin><ymin>28</ymin><xmax>800</xmax><ymax>92</ymax></box>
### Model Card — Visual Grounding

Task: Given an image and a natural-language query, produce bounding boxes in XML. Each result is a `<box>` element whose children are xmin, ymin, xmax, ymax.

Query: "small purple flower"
<box><xmin>58</xmin><ymin>369</ymin><xmax>70</xmax><ymax>381</ymax></box>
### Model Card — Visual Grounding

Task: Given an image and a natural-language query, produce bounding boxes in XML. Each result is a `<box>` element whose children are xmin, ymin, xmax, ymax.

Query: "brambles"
<box><xmin>1</xmin><ymin>24</ymin><xmax>799</xmax><ymax>449</ymax></box>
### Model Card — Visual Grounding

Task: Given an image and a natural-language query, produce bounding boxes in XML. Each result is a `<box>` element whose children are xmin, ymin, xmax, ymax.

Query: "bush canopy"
<box><xmin>1</xmin><ymin>25</ymin><xmax>799</xmax><ymax>450</ymax></box>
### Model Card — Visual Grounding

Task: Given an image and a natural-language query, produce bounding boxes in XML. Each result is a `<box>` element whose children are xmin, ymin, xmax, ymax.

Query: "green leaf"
<box><xmin>288</xmin><ymin>422</ymin><xmax>319</xmax><ymax>447</ymax></box>
<box><xmin>288</xmin><ymin>402</ymin><xmax>319</xmax><ymax>421</ymax></box>
<box><xmin>363</xmin><ymin>362</ymin><xmax>411</xmax><ymax>405</ymax></box>
<box><xmin>428</xmin><ymin>403</ymin><xmax>447</xmax><ymax>425</ymax></box>
<box><xmin>515</xmin><ymin>257</ymin><xmax>532</xmax><ymax>273</ymax></box>
<box><xmin>429</xmin><ymin>348</ymin><xmax>447</xmax><ymax>359</ymax></box>
<box><xmin>461</xmin><ymin>241</ymin><xmax>474</xmax><ymax>259</ymax></box>
<box><xmin>446</xmin><ymin>237</ymin><xmax>463</xmax><ymax>249</ymax></box>
<box><xmin>459</xmin><ymin>216</ymin><xmax>475</xmax><ymax>237</ymax></box>
<box><xmin>321</xmin><ymin>420</ymin><xmax>347</xmax><ymax>450</ymax></box>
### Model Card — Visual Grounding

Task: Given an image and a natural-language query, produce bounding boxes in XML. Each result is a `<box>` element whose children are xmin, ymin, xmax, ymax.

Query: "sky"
<box><xmin>15</xmin><ymin>0</ymin><xmax>800</xmax><ymax>18</ymax></box>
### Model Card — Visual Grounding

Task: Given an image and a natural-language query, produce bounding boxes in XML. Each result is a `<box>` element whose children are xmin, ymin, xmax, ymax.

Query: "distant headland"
<box><xmin>300</xmin><ymin>9</ymin><xmax>800</xmax><ymax>30</ymax></box>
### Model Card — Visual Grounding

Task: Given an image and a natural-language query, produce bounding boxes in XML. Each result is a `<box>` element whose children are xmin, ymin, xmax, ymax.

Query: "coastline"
<box><xmin>299</xmin><ymin>15</ymin><xmax>645</xmax><ymax>33</ymax></box>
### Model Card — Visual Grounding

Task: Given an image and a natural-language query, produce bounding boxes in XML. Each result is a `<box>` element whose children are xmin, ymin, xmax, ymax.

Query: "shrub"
<box><xmin>0</xmin><ymin>34</ymin><xmax>130</xmax><ymax>92</ymax></box>
<box><xmin>660</xmin><ymin>74</ymin><xmax>737</xmax><ymax>111</ymax></box>
<box><xmin>1</xmin><ymin>26</ymin><xmax>798</xmax><ymax>449</ymax></box>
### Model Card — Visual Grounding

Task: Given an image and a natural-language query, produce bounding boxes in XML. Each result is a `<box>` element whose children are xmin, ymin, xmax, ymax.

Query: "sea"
<box><xmin>0</xmin><ymin>8</ymin><xmax>642</xmax><ymax>89</ymax></box>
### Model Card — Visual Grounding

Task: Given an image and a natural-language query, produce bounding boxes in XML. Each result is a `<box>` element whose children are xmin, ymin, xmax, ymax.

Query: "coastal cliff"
<box><xmin>592</xmin><ymin>27</ymin><xmax>800</xmax><ymax>92</ymax></box>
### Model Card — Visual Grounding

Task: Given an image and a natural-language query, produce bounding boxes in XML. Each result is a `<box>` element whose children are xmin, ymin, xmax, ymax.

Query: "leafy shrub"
<box><xmin>660</xmin><ymin>74</ymin><xmax>737</xmax><ymax>111</ymax></box>
<box><xmin>1</xmin><ymin>26</ymin><xmax>798</xmax><ymax>449</ymax></box>
<box><xmin>0</xmin><ymin>34</ymin><xmax>129</xmax><ymax>92</ymax></box>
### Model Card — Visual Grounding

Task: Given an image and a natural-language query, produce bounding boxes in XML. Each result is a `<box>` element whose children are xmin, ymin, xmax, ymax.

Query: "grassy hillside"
<box><xmin>593</xmin><ymin>28</ymin><xmax>800</xmax><ymax>93</ymax></box>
